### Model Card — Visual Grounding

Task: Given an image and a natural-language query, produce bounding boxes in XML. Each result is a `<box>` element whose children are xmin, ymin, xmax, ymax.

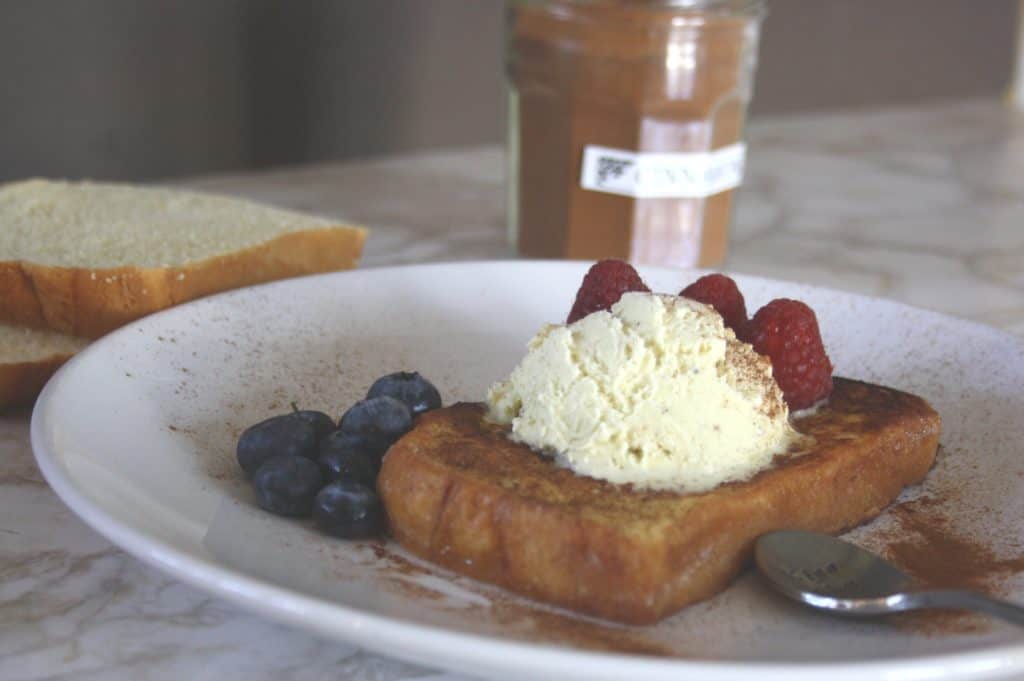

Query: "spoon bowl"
<box><xmin>755</xmin><ymin>529</ymin><xmax>1024</xmax><ymax>625</ymax></box>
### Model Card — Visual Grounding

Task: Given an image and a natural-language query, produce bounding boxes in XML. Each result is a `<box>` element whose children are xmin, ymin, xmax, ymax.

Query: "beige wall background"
<box><xmin>0</xmin><ymin>0</ymin><xmax>1017</xmax><ymax>183</ymax></box>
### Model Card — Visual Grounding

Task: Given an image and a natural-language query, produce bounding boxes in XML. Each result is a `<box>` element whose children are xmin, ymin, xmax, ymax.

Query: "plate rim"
<box><xmin>29</xmin><ymin>260</ymin><xmax>1024</xmax><ymax>681</ymax></box>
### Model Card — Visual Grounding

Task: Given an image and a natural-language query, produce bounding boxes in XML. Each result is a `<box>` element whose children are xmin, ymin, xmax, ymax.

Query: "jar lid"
<box><xmin>611</xmin><ymin>0</ymin><xmax>761</xmax><ymax>6</ymax></box>
<box><xmin>515</xmin><ymin>0</ymin><xmax>764</xmax><ymax>17</ymax></box>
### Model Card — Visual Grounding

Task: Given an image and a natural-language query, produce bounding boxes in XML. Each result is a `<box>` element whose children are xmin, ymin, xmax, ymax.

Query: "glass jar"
<box><xmin>506</xmin><ymin>0</ymin><xmax>764</xmax><ymax>266</ymax></box>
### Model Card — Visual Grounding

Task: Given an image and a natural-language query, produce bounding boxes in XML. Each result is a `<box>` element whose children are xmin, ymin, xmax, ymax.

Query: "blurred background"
<box><xmin>0</xmin><ymin>0</ymin><xmax>1020</xmax><ymax>183</ymax></box>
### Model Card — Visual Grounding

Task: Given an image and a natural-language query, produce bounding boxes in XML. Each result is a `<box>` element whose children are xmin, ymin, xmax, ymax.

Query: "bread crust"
<box><xmin>0</xmin><ymin>226</ymin><xmax>367</xmax><ymax>339</ymax></box>
<box><xmin>379</xmin><ymin>378</ymin><xmax>942</xmax><ymax>624</ymax></box>
<box><xmin>0</xmin><ymin>352</ymin><xmax>76</xmax><ymax>409</ymax></box>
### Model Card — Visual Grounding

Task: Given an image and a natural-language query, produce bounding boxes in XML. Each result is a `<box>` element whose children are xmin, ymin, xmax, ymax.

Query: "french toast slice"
<box><xmin>378</xmin><ymin>378</ymin><xmax>941</xmax><ymax>625</ymax></box>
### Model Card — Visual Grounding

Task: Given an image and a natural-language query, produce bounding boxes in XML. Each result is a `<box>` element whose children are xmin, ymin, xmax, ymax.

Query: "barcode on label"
<box><xmin>580</xmin><ymin>143</ymin><xmax>746</xmax><ymax>199</ymax></box>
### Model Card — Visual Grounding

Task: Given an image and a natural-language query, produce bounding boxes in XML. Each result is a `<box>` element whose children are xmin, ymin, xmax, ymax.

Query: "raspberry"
<box><xmin>679</xmin><ymin>273</ymin><xmax>748</xmax><ymax>334</ymax></box>
<box><xmin>744</xmin><ymin>298</ymin><xmax>833</xmax><ymax>410</ymax></box>
<box><xmin>567</xmin><ymin>260</ymin><xmax>650</xmax><ymax>323</ymax></box>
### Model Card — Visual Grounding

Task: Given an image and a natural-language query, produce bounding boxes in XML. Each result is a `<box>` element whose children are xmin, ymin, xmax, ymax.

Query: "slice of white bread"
<box><xmin>0</xmin><ymin>179</ymin><xmax>368</xmax><ymax>338</ymax></box>
<box><xmin>0</xmin><ymin>323</ymin><xmax>89</xmax><ymax>408</ymax></box>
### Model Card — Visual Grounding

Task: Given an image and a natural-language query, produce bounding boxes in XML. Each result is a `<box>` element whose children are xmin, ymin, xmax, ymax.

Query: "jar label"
<box><xmin>579</xmin><ymin>143</ymin><xmax>746</xmax><ymax>199</ymax></box>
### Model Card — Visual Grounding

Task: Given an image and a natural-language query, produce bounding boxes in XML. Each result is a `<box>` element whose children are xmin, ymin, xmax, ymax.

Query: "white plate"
<box><xmin>32</xmin><ymin>261</ymin><xmax>1024</xmax><ymax>681</ymax></box>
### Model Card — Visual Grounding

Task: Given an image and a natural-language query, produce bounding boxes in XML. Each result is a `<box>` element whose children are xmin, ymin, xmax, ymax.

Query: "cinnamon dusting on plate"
<box><xmin>875</xmin><ymin>487</ymin><xmax>1024</xmax><ymax>635</ymax></box>
<box><xmin>886</xmin><ymin>498</ymin><xmax>1024</xmax><ymax>592</ymax></box>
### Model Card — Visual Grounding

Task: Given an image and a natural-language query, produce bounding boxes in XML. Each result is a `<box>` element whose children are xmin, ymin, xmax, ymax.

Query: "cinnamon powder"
<box><xmin>507</xmin><ymin>1</ymin><xmax>761</xmax><ymax>266</ymax></box>
<box><xmin>885</xmin><ymin>497</ymin><xmax>1024</xmax><ymax>592</ymax></box>
<box><xmin>876</xmin><ymin>493</ymin><xmax>1024</xmax><ymax>634</ymax></box>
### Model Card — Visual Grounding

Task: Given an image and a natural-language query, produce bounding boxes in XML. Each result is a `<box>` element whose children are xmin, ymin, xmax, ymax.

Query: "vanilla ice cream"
<box><xmin>487</xmin><ymin>293</ymin><xmax>798</xmax><ymax>493</ymax></box>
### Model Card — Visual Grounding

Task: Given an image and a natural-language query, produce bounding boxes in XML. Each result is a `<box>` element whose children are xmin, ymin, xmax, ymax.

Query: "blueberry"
<box><xmin>319</xmin><ymin>428</ymin><xmax>387</xmax><ymax>462</ymax></box>
<box><xmin>325</xmin><ymin>428</ymin><xmax>389</xmax><ymax>458</ymax></box>
<box><xmin>367</xmin><ymin>371</ymin><xmax>442</xmax><ymax>415</ymax></box>
<box><xmin>251</xmin><ymin>455</ymin><xmax>323</xmax><ymax>517</ymax></box>
<box><xmin>338</xmin><ymin>396</ymin><xmax>413</xmax><ymax>453</ymax></box>
<box><xmin>318</xmin><ymin>430</ymin><xmax>378</xmax><ymax>487</ymax></box>
<box><xmin>237</xmin><ymin>414</ymin><xmax>318</xmax><ymax>476</ymax></box>
<box><xmin>290</xmin><ymin>409</ymin><xmax>336</xmax><ymax>442</ymax></box>
<box><xmin>313</xmin><ymin>480</ymin><xmax>386</xmax><ymax>539</ymax></box>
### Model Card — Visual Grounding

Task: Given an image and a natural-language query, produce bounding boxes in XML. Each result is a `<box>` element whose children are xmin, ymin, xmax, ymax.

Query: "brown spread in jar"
<box><xmin>507</xmin><ymin>0</ymin><xmax>763</xmax><ymax>266</ymax></box>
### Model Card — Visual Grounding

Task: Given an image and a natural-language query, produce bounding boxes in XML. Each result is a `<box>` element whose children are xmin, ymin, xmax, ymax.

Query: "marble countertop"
<box><xmin>3</xmin><ymin>99</ymin><xmax>1023</xmax><ymax>680</ymax></box>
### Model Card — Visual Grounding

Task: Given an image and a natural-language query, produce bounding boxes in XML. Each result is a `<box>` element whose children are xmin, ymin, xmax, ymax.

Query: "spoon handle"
<box><xmin>914</xmin><ymin>590</ymin><xmax>1024</xmax><ymax>627</ymax></box>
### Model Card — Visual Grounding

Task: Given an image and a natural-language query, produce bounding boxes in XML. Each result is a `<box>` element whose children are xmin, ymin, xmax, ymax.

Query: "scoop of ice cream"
<box><xmin>487</xmin><ymin>292</ymin><xmax>797</xmax><ymax>493</ymax></box>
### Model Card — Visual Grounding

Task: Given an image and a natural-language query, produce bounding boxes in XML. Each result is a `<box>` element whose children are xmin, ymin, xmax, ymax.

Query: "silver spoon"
<box><xmin>755</xmin><ymin>529</ymin><xmax>1024</xmax><ymax>626</ymax></box>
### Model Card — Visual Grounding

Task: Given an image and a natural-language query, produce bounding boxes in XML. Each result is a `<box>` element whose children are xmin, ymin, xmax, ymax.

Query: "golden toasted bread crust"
<box><xmin>0</xmin><ymin>352</ymin><xmax>75</xmax><ymax>409</ymax></box>
<box><xmin>379</xmin><ymin>378</ymin><xmax>941</xmax><ymax>624</ymax></box>
<box><xmin>0</xmin><ymin>227</ymin><xmax>367</xmax><ymax>339</ymax></box>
